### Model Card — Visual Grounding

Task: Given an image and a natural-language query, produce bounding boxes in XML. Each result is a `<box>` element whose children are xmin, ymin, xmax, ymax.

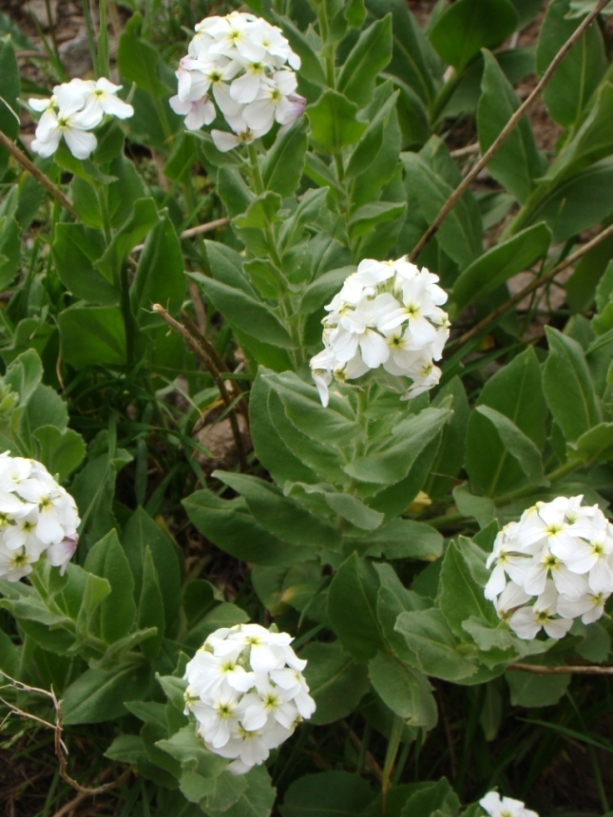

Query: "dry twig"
<box><xmin>0</xmin><ymin>673</ymin><xmax>130</xmax><ymax>797</ymax></box>
<box><xmin>409</xmin><ymin>0</ymin><xmax>613</xmax><ymax>262</ymax></box>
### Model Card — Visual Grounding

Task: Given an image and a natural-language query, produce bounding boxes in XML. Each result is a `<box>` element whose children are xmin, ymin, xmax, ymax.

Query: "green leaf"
<box><xmin>536</xmin><ymin>0</ymin><xmax>607</xmax><ymax>127</ymax></box>
<box><xmin>366</xmin><ymin>0</ymin><xmax>437</xmax><ymax>105</ymax></box>
<box><xmin>130</xmin><ymin>214</ymin><xmax>185</xmax><ymax>327</ymax></box>
<box><xmin>269</xmin><ymin>12</ymin><xmax>327</xmax><ymax>86</ymax></box>
<box><xmin>307</xmin><ymin>90</ymin><xmax>367</xmax><ymax>154</ymax></box>
<box><xmin>338</xmin><ymin>16</ymin><xmax>392</xmax><ymax>107</ymax></box>
<box><xmin>375</xmin><ymin>562</ymin><xmax>429</xmax><ymax>666</ymax></box>
<box><xmin>137</xmin><ymin>546</ymin><xmax>165</xmax><ymax>660</ymax></box>
<box><xmin>546</xmin><ymin>82</ymin><xmax>613</xmax><ymax>181</ymax></box>
<box><xmin>261</xmin><ymin>120</ymin><xmax>308</xmax><ymax>197</ymax></box>
<box><xmin>395</xmin><ymin>609</ymin><xmax>477</xmax><ymax>681</ymax></box>
<box><xmin>452</xmin><ymin>222</ymin><xmax>551</xmax><ymax>313</ymax></box>
<box><xmin>249</xmin><ymin>371</ymin><xmax>319</xmax><ymax>486</ymax></box>
<box><xmin>0</xmin><ymin>215</ymin><xmax>20</xmax><ymax>290</ymax></box>
<box><xmin>183</xmin><ymin>490</ymin><xmax>314</xmax><ymax>566</ymax></box>
<box><xmin>477</xmin><ymin>50</ymin><xmax>545</xmax><ymax>203</ymax></box>
<box><xmin>205</xmin><ymin>765</ymin><xmax>275</xmax><ymax>817</ymax></box>
<box><xmin>402</xmin><ymin>151</ymin><xmax>482</xmax><ymax>268</ymax></box>
<box><xmin>301</xmin><ymin>641</ymin><xmax>370</xmax><ymax>725</ymax></box>
<box><xmin>327</xmin><ymin>552</ymin><xmax>383</xmax><ymax>662</ymax></box>
<box><xmin>348</xmin><ymin>201</ymin><xmax>407</xmax><ymax>239</ymax></box>
<box><xmin>475</xmin><ymin>405</ymin><xmax>546</xmax><ymax>486</ymax></box>
<box><xmin>52</xmin><ymin>224</ymin><xmax>118</xmax><ymax>305</ymax></box>
<box><xmin>62</xmin><ymin>664</ymin><xmax>150</xmax><ymax>724</ymax></box>
<box><xmin>122</xmin><ymin>509</ymin><xmax>182</xmax><ymax>638</ymax></box>
<box><xmin>439</xmin><ymin>540</ymin><xmax>499</xmax><ymax>640</ymax></box>
<box><xmin>32</xmin><ymin>426</ymin><xmax>86</xmax><ymax>481</ymax></box>
<box><xmin>105</xmin><ymin>734</ymin><xmax>146</xmax><ymax>764</ymax></box>
<box><xmin>58</xmin><ymin>305</ymin><xmax>127</xmax><ymax>369</ymax></box>
<box><xmin>84</xmin><ymin>529</ymin><xmax>137</xmax><ymax>643</ymax></box>
<box><xmin>543</xmin><ymin>326</ymin><xmax>601</xmax><ymax>442</ymax></box>
<box><xmin>399</xmin><ymin>778</ymin><xmax>460</xmax><ymax>817</ymax></box>
<box><xmin>369</xmin><ymin>652</ymin><xmax>437</xmax><ymax>728</ymax></box>
<box><xmin>344</xmin><ymin>407</ymin><xmax>451</xmax><ymax>485</ymax></box>
<box><xmin>213</xmin><ymin>471</ymin><xmax>339</xmax><ymax>549</ymax></box>
<box><xmin>281</xmin><ymin>771</ymin><xmax>374</xmax><ymax>817</ymax></box>
<box><xmin>569</xmin><ymin>422</ymin><xmax>613</xmax><ymax>464</ymax></box>
<box><xmin>466</xmin><ymin>347</ymin><xmax>548</xmax><ymax>497</ymax></box>
<box><xmin>360</xmin><ymin>519</ymin><xmax>443</xmax><ymax>561</ymax></box>
<box><xmin>117</xmin><ymin>17</ymin><xmax>166</xmax><ymax>95</ymax></box>
<box><xmin>192</xmin><ymin>274</ymin><xmax>293</xmax><ymax>349</ymax></box>
<box><xmin>324</xmin><ymin>492</ymin><xmax>384</xmax><ymax>531</ymax></box>
<box><xmin>204</xmin><ymin>240</ymin><xmax>255</xmax><ymax>296</ymax></box>
<box><xmin>234</xmin><ymin>192</ymin><xmax>282</xmax><ymax>231</ymax></box>
<box><xmin>428</xmin><ymin>0</ymin><xmax>518</xmax><ymax>71</ymax></box>
<box><xmin>505</xmin><ymin>669</ymin><xmax>571</xmax><ymax>706</ymax></box>
<box><xmin>425</xmin><ymin>378</ymin><xmax>470</xmax><ymax>502</ymax></box>
<box><xmin>0</xmin><ymin>36</ymin><xmax>20</xmax><ymax>146</ymax></box>
<box><xmin>96</xmin><ymin>198</ymin><xmax>160</xmax><ymax>281</ymax></box>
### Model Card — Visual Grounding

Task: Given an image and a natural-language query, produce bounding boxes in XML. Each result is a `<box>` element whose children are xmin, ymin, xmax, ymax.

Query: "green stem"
<box><xmin>381</xmin><ymin>715</ymin><xmax>405</xmax><ymax>802</ymax></box>
<box><xmin>120</xmin><ymin>263</ymin><xmax>135</xmax><ymax>367</ymax></box>
<box><xmin>429</xmin><ymin>68</ymin><xmax>463</xmax><ymax>124</ymax></box>
<box><xmin>247</xmin><ymin>143</ymin><xmax>265</xmax><ymax>194</ymax></box>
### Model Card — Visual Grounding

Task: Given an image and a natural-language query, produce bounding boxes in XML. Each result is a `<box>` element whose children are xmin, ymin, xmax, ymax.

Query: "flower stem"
<box><xmin>381</xmin><ymin>715</ymin><xmax>405</xmax><ymax>804</ymax></box>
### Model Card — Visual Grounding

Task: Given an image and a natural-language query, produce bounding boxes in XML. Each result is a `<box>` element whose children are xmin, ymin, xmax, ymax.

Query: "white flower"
<box><xmin>29</xmin><ymin>76</ymin><xmax>133</xmax><ymax>160</ymax></box>
<box><xmin>485</xmin><ymin>495</ymin><xmax>613</xmax><ymax>640</ymax></box>
<box><xmin>184</xmin><ymin>623</ymin><xmax>315</xmax><ymax>775</ymax></box>
<box><xmin>479</xmin><ymin>791</ymin><xmax>539</xmax><ymax>817</ymax></box>
<box><xmin>170</xmin><ymin>12</ymin><xmax>303</xmax><ymax>144</ymax></box>
<box><xmin>310</xmin><ymin>257</ymin><xmax>450</xmax><ymax>405</ymax></box>
<box><xmin>0</xmin><ymin>454</ymin><xmax>80</xmax><ymax>581</ymax></box>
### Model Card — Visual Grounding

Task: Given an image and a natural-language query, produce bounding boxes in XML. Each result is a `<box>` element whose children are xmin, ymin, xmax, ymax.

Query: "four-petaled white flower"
<box><xmin>310</xmin><ymin>257</ymin><xmax>450</xmax><ymax>406</ymax></box>
<box><xmin>29</xmin><ymin>77</ymin><xmax>133</xmax><ymax>160</ymax></box>
<box><xmin>0</xmin><ymin>453</ymin><xmax>80</xmax><ymax>580</ymax></box>
<box><xmin>480</xmin><ymin>791</ymin><xmax>539</xmax><ymax>817</ymax></box>
<box><xmin>183</xmin><ymin>623</ymin><xmax>315</xmax><ymax>775</ymax></box>
<box><xmin>171</xmin><ymin>11</ymin><xmax>305</xmax><ymax>146</ymax></box>
<box><xmin>485</xmin><ymin>495</ymin><xmax>613</xmax><ymax>640</ymax></box>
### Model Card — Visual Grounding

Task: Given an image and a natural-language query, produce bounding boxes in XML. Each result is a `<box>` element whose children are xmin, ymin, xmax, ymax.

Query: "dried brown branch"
<box><xmin>0</xmin><ymin>673</ymin><xmax>130</xmax><ymax>796</ymax></box>
<box><xmin>131</xmin><ymin>217</ymin><xmax>230</xmax><ymax>253</ymax></box>
<box><xmin>508</xmin><ymin>663</ymin><xmax>613</xmax><ymax>675</ymax></box>
<box><xmin>409</xmin><ymin>0</ymin><xmax>613</xmax><ymax>262</ymax></box>
<box><xmin>452</xmin><ymin>221</ymin><xmax>613</xmax><ymax>349</ymax></box>
<box><xmin>152</xmin><ymin>304</ymin><xmax>248</xmax><ymax>471</ymax></box>
<box><xmin>0</xmin><ymin>133</ymin><xmax>76</xmax><ymax>217</ymax></box>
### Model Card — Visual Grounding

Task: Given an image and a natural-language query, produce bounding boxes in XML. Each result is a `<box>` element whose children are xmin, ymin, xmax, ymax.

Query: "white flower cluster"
<box><xmin>485</xmin><ymin>495</ymin><xmax>613</xmax><ymax>640</ymax></box>
<box><xmin>170</xmin><ymin>11</ymin><xmax>306</xmax><ymax>151</ymax></box>
<box><xmin>309</xmin><ymin>257</ymin><xmax>451</xmax><ymax>407</ymax></box>
<box><xmin>29</xmin><ymin>78</ymin><xmax>134</xmax><ymax>160</ymax></box>
<box><xmin>183</xmin><ymin>623</ymin><xmax>315</xmax><ymax>775</ymax></box>
<box><xmin>0</xmin><ymin>453</ymin><xmax>80</xmax><ymax>581</ymax></box>
<box><xmin>480</xmin><ymin>791</ymin><xmax>538</xmax><ymax>817</ymax></box>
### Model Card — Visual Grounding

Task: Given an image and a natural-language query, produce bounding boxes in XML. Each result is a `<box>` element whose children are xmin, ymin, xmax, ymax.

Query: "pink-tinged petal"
<box><xmin>169</xmin><ymin>95</ymin><xmax>191</xmax><ymax>116</ymax></box>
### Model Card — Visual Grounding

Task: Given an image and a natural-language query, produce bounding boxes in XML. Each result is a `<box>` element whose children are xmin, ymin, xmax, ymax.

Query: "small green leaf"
<box><xmin>543</xmin><ymin>326</ymin><xmax>601</xmax><ymax>442</ymax></box>
<box><xmin>475</xmin><ymin>405</ymin><xmax>546</xmax><ymax>486</ymax></box>
<box><xmin>307</xmin><ymin>90</ymin><xmax>367</xmax><ymax>154</ymax></box>
<box><xmin>328</xmin><ymin>552</ymin><xmax>383</xmax><ymax>662</ymax></box>
<box><xmin>338</xmin><ymin>16</ymin><xmax>392</xmax><ymax>107</ymax></box>
<box><xmin>368</xmin><ymin>652</ymin><xmax>438</xmax><ymax>728</ymax></box>
<box><xmin>429</xmin><ymin>0</ymin><xmax>518</xmax><ymax>71</ymax></box>
<box><xmin>301</xmin><ymin>641</ymin><xmax>370</xmax><ymax>724</ymax></box>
